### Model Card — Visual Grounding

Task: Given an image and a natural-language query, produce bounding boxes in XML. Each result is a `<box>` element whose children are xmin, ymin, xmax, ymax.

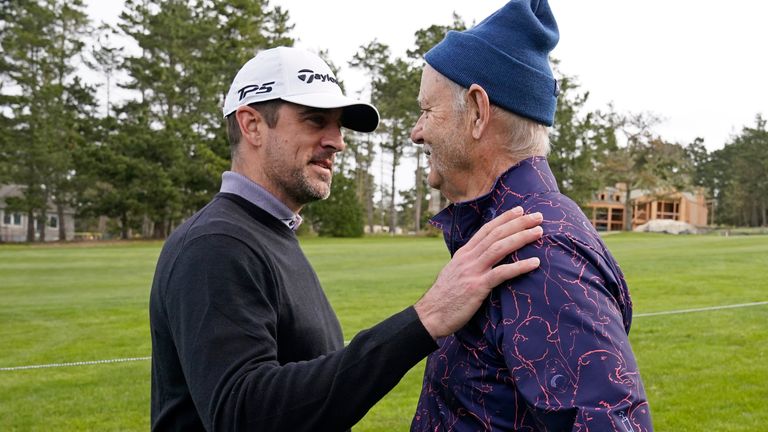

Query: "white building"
<box><xmin>0</xmin><ymin>185</ymin><xmax>75</xmax><ymax>242</ymax></box>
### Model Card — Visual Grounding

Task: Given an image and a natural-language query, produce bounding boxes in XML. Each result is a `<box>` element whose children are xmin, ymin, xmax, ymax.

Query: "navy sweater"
<box><xmin>150</xmin><ymin>193</ymin><xmax>436</xmax><ymax>431</ymax></box>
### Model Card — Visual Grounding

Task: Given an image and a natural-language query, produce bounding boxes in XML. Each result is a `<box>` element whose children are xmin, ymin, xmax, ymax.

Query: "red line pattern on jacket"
<box><xmin>412</xmin><ymin>157</ymin><xmax>652</xmax><ymax>432</ymax></box>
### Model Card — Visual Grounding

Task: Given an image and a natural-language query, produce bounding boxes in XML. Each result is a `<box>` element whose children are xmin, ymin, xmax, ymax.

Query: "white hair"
<box><xmin>444</xmin><ymin>77</ymin><xmax>551</xmax><ymax>159</ymax></box>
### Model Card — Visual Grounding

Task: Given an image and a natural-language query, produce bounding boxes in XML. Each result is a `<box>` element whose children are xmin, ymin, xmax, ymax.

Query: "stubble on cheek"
<box><xmin>292</xmin><ymin>164</ymin><xmax>332</xmax><ymax>202</ymax></box>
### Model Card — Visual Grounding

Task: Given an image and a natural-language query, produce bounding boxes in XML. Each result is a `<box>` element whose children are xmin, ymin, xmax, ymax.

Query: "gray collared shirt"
<box><xmin>219</xmin><ymin>171</ymin><xmax>303</xmax><ymax>231</ymax></box>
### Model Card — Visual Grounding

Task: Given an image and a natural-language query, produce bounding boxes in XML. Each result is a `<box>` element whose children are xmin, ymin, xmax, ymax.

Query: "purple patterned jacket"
<box><xmin>411</xmin><ymin>157</ymin><xmax>652</xmax><ymax>432</ymax></box>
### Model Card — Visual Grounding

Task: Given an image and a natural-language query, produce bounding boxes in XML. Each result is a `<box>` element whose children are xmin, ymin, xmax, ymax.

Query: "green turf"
<box><xmin>0</xmin><ymin>233</ymin><xmax>766</xmax><ymax>430</ymax></box>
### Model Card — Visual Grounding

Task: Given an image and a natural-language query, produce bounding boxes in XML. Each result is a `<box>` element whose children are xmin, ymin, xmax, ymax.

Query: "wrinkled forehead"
<box><xmin>418</xmin><ymin>65</ymin><xmax>454</xmax><ymax>104</ymax></box>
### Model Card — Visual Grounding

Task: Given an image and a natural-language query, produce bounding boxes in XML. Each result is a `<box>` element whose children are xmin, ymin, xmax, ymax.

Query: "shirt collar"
<box><xmin>430</xmin><ymin>157</ymin><xmax>558</xmax><ymax>252</ymax></box>
<box><xmin>220</xmin><ymin>171</ymin><xmax>303</xmax><ymax>230</ymax></box>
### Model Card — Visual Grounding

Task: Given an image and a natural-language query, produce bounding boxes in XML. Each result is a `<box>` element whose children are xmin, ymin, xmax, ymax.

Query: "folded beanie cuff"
<box><xmin>425</xmin><ymin>31</ymin><xmax>558</xmax><ymax>126</ymax></box>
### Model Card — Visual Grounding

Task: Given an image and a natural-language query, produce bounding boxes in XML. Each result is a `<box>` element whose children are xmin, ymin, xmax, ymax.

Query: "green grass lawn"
<box><xmin>0</xmin><ymin>233</ymin><xmax>766</xmax><ymax>431</ymax></box>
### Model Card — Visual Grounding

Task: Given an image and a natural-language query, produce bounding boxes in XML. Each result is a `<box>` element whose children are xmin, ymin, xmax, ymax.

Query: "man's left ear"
<box><xmin>467</xmin><ymin>84</ymin><xmax>490</xmax><ymax>139</ymax></box>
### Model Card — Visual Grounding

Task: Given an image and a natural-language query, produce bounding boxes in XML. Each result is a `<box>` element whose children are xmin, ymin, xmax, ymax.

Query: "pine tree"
<box><xmin>0</xmin><ymin>0</ymin><xmax>95</xmax><ymax>241</ymax></box>
<box><xmin>711</xmin><ymin>115</ymin><xmax>768</xmax><ymax>226</ymax></box>
<box><xmin>304</xmin><ymin>173</ymin><xmax>364</xmax><ymax>237</ymax></box>
<box><xmin>115</xmin><ymin>0</ymin><xmax>293</xmax><ymax>237</ymax></box>
<box><xmin>549</xmin><ymin>62</ymin><xmax>616</xmax><ymax>206</ymax></box>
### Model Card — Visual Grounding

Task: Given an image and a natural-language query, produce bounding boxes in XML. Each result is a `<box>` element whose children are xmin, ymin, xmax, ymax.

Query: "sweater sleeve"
<box><xmin>161</xmin><ymin>234</ymin><xmax>437</xmax><ymax>432</ymax></box>
<box><xmin>498</xmin><ymin>233</ymin><xmax>652</xmax><ymax>431</ymax></box>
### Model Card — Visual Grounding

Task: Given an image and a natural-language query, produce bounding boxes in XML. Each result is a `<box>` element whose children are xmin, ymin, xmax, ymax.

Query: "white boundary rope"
<box><xmin>2</xmin><ymin>301</ymin><xmax>766</xmax><ymax>372</ymax></box>
<box><xmin>0</xmin><ymin>356</ymin><xmax>151</xmax><ymax>372</ymax></box>
<box><xmin>634</xmin><ymin>300</ymin><xmax>768</xmax><ymax>317</ymax></box>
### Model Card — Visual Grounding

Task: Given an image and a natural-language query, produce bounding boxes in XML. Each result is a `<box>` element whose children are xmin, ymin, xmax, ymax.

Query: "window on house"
<box><xmin>657</xmin><ymin>200</ymin><xmax>680</xmax><ymax>220</ymax></box>
<box><xmin>595</xmin><ymin>208</ymin><xmax>608</xmax><ymax>221</ymax></box>
<box><xmin>49</xmin><ymin>215</ymin><xmax>58</xmax><ymax>228</ymax></box>
<box><xmin>4</xmin><ymin>212</ymin><xmax>23</xmax><ymax>226</ymax></box>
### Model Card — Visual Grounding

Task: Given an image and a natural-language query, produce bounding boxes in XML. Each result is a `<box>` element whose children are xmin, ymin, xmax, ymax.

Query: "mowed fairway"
<box><xmin>1</xmin><ymin>233</ymin><xmax>766</xmax><ymax>431</ymax></box>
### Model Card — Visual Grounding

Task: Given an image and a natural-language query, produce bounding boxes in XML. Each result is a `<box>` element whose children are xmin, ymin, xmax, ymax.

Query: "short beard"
<box><xmin>261</xmin><ymin>132</ymin><xmax>334</xmax><ymax>207</ymax></box>
<box><xmin>430</xmin><ymin>118</ymin><xmax>472</xmax><ymax>175</ymax></box>
<box><xmin>290</xmin><ymin>168</ymin><xmax>332</xmax><ymax>203</ymax></box>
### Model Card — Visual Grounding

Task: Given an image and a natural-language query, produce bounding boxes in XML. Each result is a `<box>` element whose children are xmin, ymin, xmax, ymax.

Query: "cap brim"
<box><xmin>281</xmin><ymin>93</ymin><xmax>380</xmax><ymax>133</ymax></box>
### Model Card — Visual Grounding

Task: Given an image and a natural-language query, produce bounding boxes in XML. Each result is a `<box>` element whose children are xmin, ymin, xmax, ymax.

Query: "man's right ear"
<box><xmin>235</xmin><ymin>106</ymin><xmax>265</xmax><ymax>148</ymax></box>
<box><xmin>466</xmin><ymin>84</ymin><xmax>491</xmax><ymax>140</ymax></box>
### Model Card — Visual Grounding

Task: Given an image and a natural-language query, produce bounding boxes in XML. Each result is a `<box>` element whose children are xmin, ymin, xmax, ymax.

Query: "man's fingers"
<box><xmin>482</xmin><ymin>212</ymin><xmax>542</xmax><ymax>253</ymax></box>
<box><xmin>466</xmin><ymin>211</ymin><xmax>542</xmax><ymax>262</ymax></box>
<box><xmin>416</xmin><ymin>210</ymin><xmax>543</xmax><ymax>339</ymax></box>
<box><xmin>462</xmin><ymin>206</ymin><xmax>524</xmax><ymax>252</ymax></box>
<box><xmin>485</xmin><ymin>257</ymin><xmax>541</xmax><ymax>288</ymax></box>
<box><xmin>478</xmin><ymin>224</ymin><xmax>543</xmax><ymax>267</ymax></box>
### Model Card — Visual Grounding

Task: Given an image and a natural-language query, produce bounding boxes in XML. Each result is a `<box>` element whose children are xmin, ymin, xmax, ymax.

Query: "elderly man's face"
<box><xmin>410</xmin><ymin>66</ymin><xmax>472</xmax><ymax>201</ymax></box>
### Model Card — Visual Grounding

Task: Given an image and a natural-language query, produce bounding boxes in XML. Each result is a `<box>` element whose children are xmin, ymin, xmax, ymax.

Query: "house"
<box><xmin>0</xmin><ymin>185</ymin><xmax>75</xmax><ymax>242</ymax></box>
<box><xmin>585</xmin><ymin>184</ymin><xmax>710</xmax><ymax>232</ymax></box>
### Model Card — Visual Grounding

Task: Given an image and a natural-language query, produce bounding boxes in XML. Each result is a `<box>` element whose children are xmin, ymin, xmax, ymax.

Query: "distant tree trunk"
<box><xmin>353</xmin><ymin>139</ymin><xmax>376</xmax><ymax>234</ymax></box>
<box><xmin>26</xmin><ymin>209</ymin><xmax>35</xmax><ymax>242</ymax></box>
<box><xmin>38</xmin><ymin>214</ymin><xmax>46</xmax><ymax>242</ymax></box>
<box><xmin>389</xmin><ymin>149</ymin><xmax>398</xmax><ymax>236</ymax></box>
<box><xmin>623</xmin><ymin>188</ymin><xmax>633</xmax><ymax>231</ymax></box>
<box><xmin>121</xmin><ymin>211</ymin><xmax>130</xmax><ymax>240</ymax></box>
<box><xmin>380</xmin><ymin>152</ymin><xmax>386</xmax><ymax>229</ymax></box>
<box><xmin>366</xmin><ymin>141</ymin><xmax>375</xmax><ymax>234</ymax></box>
<box><xmin>153</xmin><ymin>218</ymin><xmax>167</xmax><ymax>239</ymax></box>
<box><xmin>57</xmin><ymin>203</ymin><xmax>66</xmax><ymax>241</ymax></box>
<box><xmin>98</xmin><ymin>215</ymin><xmax>108</xmax><ymax>235</ymax></box>
<box><xmin>751</xmin><ymin>202</ymin><xmax>760</xmax><ymax>227</ymax></box>
<box><xmin>366</xmin><ymin>176</ymin><xmax>374</xmax><ymax>234</ymax></box>
<box><xmin>142</xmin><ymin>214</ymin><xmax>154</xmax><ymax>238</ymax></box>
<box><xmin>414</xmin><ymin>147</ymin><xmax>423</xmax><ymax>233</ymax></box>
<box><xmin>39</xmin><ymin>190</ymin><xmax>49</xmax><ymax>242</ymax></box>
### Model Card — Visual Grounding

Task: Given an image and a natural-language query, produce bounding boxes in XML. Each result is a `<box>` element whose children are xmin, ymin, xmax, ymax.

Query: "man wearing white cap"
<box><xmin>149</xmin><ymin>46</ymin><xmax>544</xmax><ymax>431</ymax></box>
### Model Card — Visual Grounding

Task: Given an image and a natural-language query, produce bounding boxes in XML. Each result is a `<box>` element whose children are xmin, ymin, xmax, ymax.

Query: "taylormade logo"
<box><xmin>238</xmin><ymin>82</ymin><xmax>275</xmax><ymax>100</ymax></box>
<box><xmin>297</xmin><ymin>69</ymin><xmax>338</xmax><ymax>85</ymax></box>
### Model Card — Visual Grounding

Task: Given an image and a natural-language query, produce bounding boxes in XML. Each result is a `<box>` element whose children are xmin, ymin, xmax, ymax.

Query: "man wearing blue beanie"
<box><xmin>410</xmin><ymin>1</ymin><xmax>653</xmax><ymax>431</ymax></box>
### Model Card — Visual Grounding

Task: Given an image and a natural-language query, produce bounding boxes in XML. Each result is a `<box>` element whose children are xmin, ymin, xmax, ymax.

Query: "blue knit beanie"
<box><xmin>424</xmin><ymin>0</ymin><xmax>559</xmax><ymax>126</ymax></box>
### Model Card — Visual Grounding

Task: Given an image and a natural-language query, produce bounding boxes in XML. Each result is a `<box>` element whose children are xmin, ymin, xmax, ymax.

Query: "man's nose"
<box><xmin>410</xmin><ymin>118</ymin><xmax>424</xmax><ymax>145</ymax></box>
<box><xmin>322</xmin><ymin>127</ymin><xmax>346</xmax><ymax>152</ymax></box>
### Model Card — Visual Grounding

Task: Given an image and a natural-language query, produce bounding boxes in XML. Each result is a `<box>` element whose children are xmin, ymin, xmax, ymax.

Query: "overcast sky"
<box><xmin>87</xmin><ymin>0</ymin><xmax>768</xmax><ymax>153</ymax></box>
<box><xmin>273</xmin><ymin>0</ymin><xmax>768</xmax><ymax>152</ymax></box>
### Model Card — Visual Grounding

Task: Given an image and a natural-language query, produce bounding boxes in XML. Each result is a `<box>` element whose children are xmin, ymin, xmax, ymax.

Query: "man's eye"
<box><xmin>308</xmin><ymin>116</ymin><xmax>326</xmax><ymax>126</ymax></box>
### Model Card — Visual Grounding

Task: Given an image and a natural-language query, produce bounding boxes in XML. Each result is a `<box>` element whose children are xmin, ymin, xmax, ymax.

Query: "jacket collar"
<box><xmin>430</xmin><ymin>157</ymin><xmax>558</xmax><ymax>253</ymax></box>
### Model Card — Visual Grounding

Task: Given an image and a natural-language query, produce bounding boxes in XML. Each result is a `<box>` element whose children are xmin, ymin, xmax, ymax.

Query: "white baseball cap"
<box><xmin>223</xmin><ymin>46</ymin><xmax>379</xmax><ymax>132</ymax></box>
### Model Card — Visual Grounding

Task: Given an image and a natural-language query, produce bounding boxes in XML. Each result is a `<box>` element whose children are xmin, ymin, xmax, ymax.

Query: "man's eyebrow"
<box><xmin>297</xmin><ymin>107</ymin><xmax>328</xmax><ymax>115</ymax></box>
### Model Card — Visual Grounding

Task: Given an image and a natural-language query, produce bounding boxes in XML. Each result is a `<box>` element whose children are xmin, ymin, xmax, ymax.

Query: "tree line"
<box><xmin>1</xmin><ymin>0</ymin><xmax>766</xmax><ymax>241</ymax></box>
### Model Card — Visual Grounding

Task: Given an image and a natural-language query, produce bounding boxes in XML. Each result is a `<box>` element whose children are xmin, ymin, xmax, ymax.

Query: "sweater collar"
<box><xmin>430</xmin><ymin>157</ymin><xmax>558</xmax><ymax>252</ymax></box>
<box><xmin>220</xmin><ymin>171</ymin><xmax>303</xmax><ymax>230</ymax></box>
